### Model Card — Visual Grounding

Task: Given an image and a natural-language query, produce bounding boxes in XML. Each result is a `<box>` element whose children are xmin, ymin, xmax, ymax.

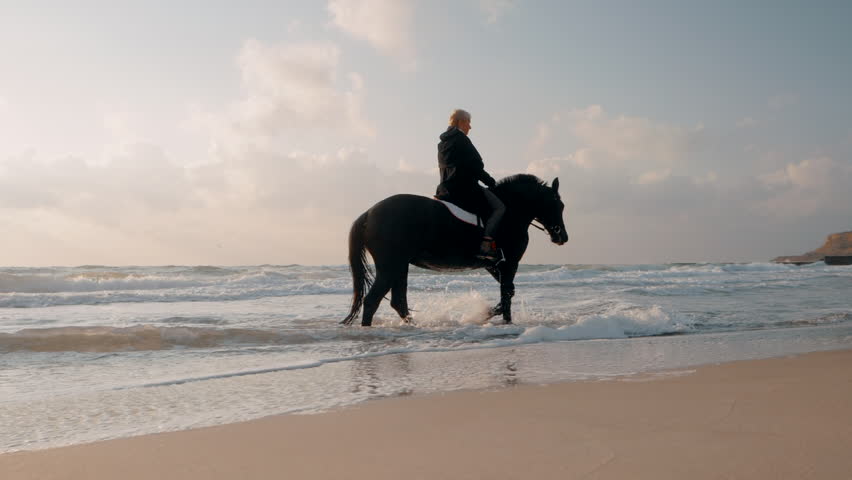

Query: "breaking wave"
<box><xmin>0</xmin><ymin>300</ymin><xmax>691</xmax><ymax>353</ymax></box>
<box><xmin>514</xmin><ymin>305</ymin><xmax>689</xmax><ymax>342</ymax></box>
<box><xmin>1</xmin><ymin>262</ymin><xmax>848</xmax><ymax>308</ymax></box>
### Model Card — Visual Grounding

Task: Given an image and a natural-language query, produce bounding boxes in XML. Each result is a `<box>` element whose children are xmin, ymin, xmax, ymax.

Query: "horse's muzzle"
<box><xmin>550</xmin><ymin>230</ymin><xmax>569</xmax><ymax>245</ymax></box>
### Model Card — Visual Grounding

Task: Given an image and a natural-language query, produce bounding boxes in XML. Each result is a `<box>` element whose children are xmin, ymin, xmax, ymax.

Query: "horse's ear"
<box><xmin>552</xmin><ymin>177</ymin><xmax>560</xmax><ymax>193</ymax></box>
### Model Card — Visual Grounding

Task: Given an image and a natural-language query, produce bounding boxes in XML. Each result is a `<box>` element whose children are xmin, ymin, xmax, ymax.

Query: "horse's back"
<box><xmin>363</xmin><ymin>193</ymin><xmax>480</xmax><ymax>268</ymax></box>
<box><xmin>365</xmin><ymin>194</ymin><xmax>440</xmax><ymax>236</ymax></box>
<box><xmin>371</xmin><ymin>193</ymin><xmax>435</xmax><ymax>209</ymax></box>
<box><xmin>367</xmin><ymin>193</ymin><xmax>471</xmax><ymax>232</ymax></box>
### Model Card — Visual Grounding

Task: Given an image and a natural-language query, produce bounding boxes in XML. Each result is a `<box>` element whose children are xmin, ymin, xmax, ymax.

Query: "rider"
<box><xmin>436</xmin><ymin>109</ymin><xmax>506</xmax><ymax>261</ymax></box>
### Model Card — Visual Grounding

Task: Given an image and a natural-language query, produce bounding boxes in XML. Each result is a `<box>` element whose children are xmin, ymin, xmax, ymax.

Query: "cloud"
<box><xmin>519</xmin><ymin>104</ymin><xmax>852</xmax><ymax>263</ymax></box>
<box><xmin>184</xmin><ymin>38</ymin><xmax>375</xmax><ymax>164</ymax></box>
<box><xmin>526</xmin><ymin>156</ymin><xmax>561</xmax><ymax>177</ymax></box>
<box><xmin>633</xmin><ymin>168</ymin><xmax>672</xmax><ymax>185</ymax></box>
<box><xmin>525</xmin><ymin>109</ymin><xmax>707</xmax><ymax>213</ymax></box>
<box><xmin>572</xmin><ymin>106</ymin><xmax>703</xmax><ymax>168</ymax></box>
<box><xmin>528</xmin><ymin>122</ymin><xmax>552</xmax><ymax>151</ymax></box>
<box><xmin>478</xmin><ymin>0</ymin><xmax>516</xmax><ymax>23</ymax></box>
<box><xmin>177</xmin><ymin>144</ymin><xmax>434</xmax><ymax>265</ymax></box>
<box><xmin>525</xmin><ymin>106</ymin><xmax>850</xmax><ymax>222</ymax></box>
<box><xmin>327</xmin><ymin>0</ymin><xmax>416</xmax><ymax>68</ymax></box>
<box><xmin>761</xmin><ymin>156</ymin><xmax>834</xmax><ymax>190</ymax></box>
<box><xmin>0</xmin><ymin>144</ymin><xmax>194</xmax><ymax>226</ymax></box>
<box><xmin>0</xmin><ymin>34</ymin><xmax>434</xmax><ymax>265</ymax></box>
<box><xmin>529</xmin><ymin>105</ymin><xmax>705</xmax><ymax>176</ymax></box>
<box><xmin>229</xmin><ymin>39</ymin><xmax>373</xmax><ymax>139</ymax></box>
<box><xmin>182</xmin><ymin>39</ymin><xmax>411</xmax><ymax>220</ymax></box>
<box><xmin>0</xmin><ymin>137</ymin><xmax>435</xmax><ymax>265</ymax></box>
<box><xmin>757</xmin><ymin>156</ymin><xmax>852</xmax><ymax>217</ymax></box>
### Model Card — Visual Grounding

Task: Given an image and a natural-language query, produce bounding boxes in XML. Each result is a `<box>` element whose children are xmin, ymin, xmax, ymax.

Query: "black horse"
<box><xmin>342</xmin><ymin>174</ymin><xmax>569</xmax><ymax>326</ymax></box>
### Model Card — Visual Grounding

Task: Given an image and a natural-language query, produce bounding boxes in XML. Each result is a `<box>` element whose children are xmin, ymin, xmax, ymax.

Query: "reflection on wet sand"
<box><xmin>350</xmin><ymin>353</ymin><xmax>414</xmax><ymax>398</ymax></box>
<box><xmin>347</xmin><ymin>347</ymin><xmax>524</xmax><ymax>400</ymax></box>
<box><xmin>503</xmin><ymin>360</ymin><xmax>519</xmax><ymax>387</ymax></box>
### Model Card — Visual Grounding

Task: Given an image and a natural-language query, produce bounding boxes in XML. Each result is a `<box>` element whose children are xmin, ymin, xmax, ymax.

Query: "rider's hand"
<box><xmin>484</xmin><ymin>176</ymin><xmax>497</xmax><ymax>188</ymax></box>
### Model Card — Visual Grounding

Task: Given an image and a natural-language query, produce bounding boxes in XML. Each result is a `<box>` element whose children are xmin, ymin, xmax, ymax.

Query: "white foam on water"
<box><xmin>513</xmin><ymin>304</ymin><xmax>688</xmax><ymax>342</ymax></box>
<box><xmin>377</xmin><ymin>291</ymin><xmax>494</xmax><ymax>327</ymax></box>
<box><xmin>2</xmin><ymin>262</ymin><xmax>850</xmax><ymax>307</ymax></box>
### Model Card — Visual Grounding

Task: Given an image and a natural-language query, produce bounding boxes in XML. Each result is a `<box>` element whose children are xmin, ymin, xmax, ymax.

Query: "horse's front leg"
<box><xmin>485</xmin><ymin>266</ymin><xmax>503</xmax><ymax>319</ymax></box>
<box><xmin>499</xmin><ymin>275</ymin><xmax>516</xmax><ymax>324</ymax></box>
<box><xmin>488</xmin><ymin>265</ymin><xmax>517</xmax><ymax>324</ymax></box>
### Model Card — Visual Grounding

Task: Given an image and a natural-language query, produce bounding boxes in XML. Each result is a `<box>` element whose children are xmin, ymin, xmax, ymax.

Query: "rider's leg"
<box><xmin>482</xmin><ymin>188</ymin><xmax>505</xmax><ymax>238</ymax></box>
<box><xmin>478</xmin><ymin>188</ymin><xmax>506</xmax><ymax>260</ymax></box>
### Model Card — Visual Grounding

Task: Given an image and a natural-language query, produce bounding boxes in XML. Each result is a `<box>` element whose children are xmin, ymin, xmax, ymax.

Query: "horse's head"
<box><xmin>537</xmin><ymin>177</ymin><xmax>569</xmax><ymax>245</ymax></box>
<box><xmin>494</xmin><ymin>174</ymin><xmax>569</xmax><ymax>245</ymax></box>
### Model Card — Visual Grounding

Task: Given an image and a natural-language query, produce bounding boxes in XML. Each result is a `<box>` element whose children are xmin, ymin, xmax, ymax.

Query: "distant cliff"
<box><xmin>773</xmin><ymin>231</ymin><xmax>852</xmax><ymax>263</ymax></box>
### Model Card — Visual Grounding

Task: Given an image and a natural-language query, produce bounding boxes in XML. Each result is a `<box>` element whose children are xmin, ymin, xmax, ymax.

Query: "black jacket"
<box><xmin>435</xmin><ymin>127</ymin><xmax>497</xmax><ymax>213</ymax></box>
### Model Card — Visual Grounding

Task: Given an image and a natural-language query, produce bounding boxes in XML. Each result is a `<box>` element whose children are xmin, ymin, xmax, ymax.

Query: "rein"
<box><xmin>530</xmin><ymin>220</ymin><xmax>546</xmax><ymax>232</ymax></box>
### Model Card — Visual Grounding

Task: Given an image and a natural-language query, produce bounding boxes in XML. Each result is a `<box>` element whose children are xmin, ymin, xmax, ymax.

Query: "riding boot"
<box><xmin>476</xmin><ymin>237</ymin><xmax>500</xmax><ymax>262</ymax></box>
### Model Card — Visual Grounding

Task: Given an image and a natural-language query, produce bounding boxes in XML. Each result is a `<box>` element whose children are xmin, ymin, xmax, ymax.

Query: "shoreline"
<box><xmin>5</xmin><ymin>323</ymin><xmax>852</xmax><ymax>454</ymax></box>
<box><xmin>3</xmin><ymin>348</ymin><xmax>851</xmax><ymax>479</ymax></box>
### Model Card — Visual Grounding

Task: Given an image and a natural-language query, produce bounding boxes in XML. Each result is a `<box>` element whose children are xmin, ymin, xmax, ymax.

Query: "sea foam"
<box><xmin>516</xmin><ymin>305</ymin><xmax>688</xmax><ymax>342</ymax></box>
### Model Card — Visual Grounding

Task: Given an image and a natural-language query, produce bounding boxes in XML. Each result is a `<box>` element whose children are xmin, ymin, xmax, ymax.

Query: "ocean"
<box><xmin>2</xmin><ymin>262</ymin><xmax>851</xmax><ymax>453</ymax></box>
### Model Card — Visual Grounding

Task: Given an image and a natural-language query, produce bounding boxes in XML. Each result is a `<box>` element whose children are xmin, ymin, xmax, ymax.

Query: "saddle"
<box><xmin>433</xmin><ymin>197</ymin><xmax>504</xmax><ymax>264</ymax></box>
<box><xmin>433</xmin><ymin>198</ymin><xmax>483</xmax><ymax>228</ymax></box>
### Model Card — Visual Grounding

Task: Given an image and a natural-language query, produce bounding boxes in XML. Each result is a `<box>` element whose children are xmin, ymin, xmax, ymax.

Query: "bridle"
<box><xmin>531</xmin><ymin>220</ymin><xmax>567</xmax><ymax>247</ymax></box>
<box><xmin>531</xmin><ymin>220</ymin><xmax>562</xmax><ymax>235</ymax></box>
<box><xmin>524</xmin><ymin>187</ymin><xmax>565</xmax><ymax>239</ymax></box>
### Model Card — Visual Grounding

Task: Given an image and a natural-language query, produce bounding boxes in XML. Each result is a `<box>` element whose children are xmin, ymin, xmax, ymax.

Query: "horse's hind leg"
<box><xmin>485</xmin><ymin>266</ymin><xmax>503</xmax><ymax>319</ymax></box>
<box><xmin>361</xmin><ymin>268</ymin><xmax>396</xmax><ymax>327</ymax></box>
<box><xmin>390</xmin><ymin>264</ymin><xmax>411</xmax><ymax>322</ymax></box>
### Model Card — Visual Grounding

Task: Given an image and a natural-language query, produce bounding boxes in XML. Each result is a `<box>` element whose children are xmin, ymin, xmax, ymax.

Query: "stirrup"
<box><xmin>476</xmin><ymin>237</ymin><xmax>500</xmax><ymax>262</ymax></box>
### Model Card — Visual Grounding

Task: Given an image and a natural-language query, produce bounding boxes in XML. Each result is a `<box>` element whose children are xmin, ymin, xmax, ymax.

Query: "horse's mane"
<box><xmin>495</xmin><ymin>173</ymin><xmax>547</xmax><ymax>189</ymax></box>
<box><xmin>493</xmin><ymin>174</ymin><xmax>551</xmax><ymax>201</ymax></box>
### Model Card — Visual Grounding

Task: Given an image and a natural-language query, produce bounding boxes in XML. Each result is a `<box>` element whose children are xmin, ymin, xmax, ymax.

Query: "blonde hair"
<box><xmin>448</xmin><ymin>109</ymin><xmax>471</xmax><ymax>127</ymax></box>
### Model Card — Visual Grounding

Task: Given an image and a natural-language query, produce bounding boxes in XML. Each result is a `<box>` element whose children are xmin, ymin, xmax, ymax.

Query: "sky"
<box><xmin>1</xmin><ymin>0</ymin><xmax>850</xmax><ymax>266</ymax></box>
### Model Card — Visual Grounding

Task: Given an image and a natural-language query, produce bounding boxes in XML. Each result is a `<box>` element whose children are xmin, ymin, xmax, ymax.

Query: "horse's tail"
<box><xmin>341</xmin><ymin>211</ymin><xmax>373</xmax><ymax>325</ymax></box>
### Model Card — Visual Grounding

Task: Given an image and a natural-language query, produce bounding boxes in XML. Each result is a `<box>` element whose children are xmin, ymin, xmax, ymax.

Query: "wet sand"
<box><xmin>2</xmin><ymin>349</ymin><xmax>851</xmax><ymax>479</ymax></box>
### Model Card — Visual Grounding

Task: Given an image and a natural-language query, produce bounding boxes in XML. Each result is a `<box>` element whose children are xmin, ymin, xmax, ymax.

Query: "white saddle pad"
<box><xmin>434</xmin><ymin>198</ymin><xmax>483</xmax><ymax>227</ymax></box>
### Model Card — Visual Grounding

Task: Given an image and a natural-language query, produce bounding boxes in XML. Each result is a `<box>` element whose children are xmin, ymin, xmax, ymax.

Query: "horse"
<box><xmin>341</xmin><ymin>174</ymin><xmax>569</xmax><ymax>326</ymax></box>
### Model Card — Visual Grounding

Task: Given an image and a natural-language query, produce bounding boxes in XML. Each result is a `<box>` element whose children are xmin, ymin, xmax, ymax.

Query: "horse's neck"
<box><xmin>497</xmin><ymin>190</ymin><xmax>539</xmax><ymax>228</ymax></box>
<box><xmin>503</xmin><ymin>210</ymin><xmax>535</xmax><ymax>236</ymax></box>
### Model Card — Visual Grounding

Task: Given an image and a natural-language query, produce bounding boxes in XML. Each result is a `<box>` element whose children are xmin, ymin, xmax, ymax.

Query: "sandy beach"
<box><xmin>2</xmin><ymin>349</ymin><xmax>851</xmax><ymax>480</ymax></box>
